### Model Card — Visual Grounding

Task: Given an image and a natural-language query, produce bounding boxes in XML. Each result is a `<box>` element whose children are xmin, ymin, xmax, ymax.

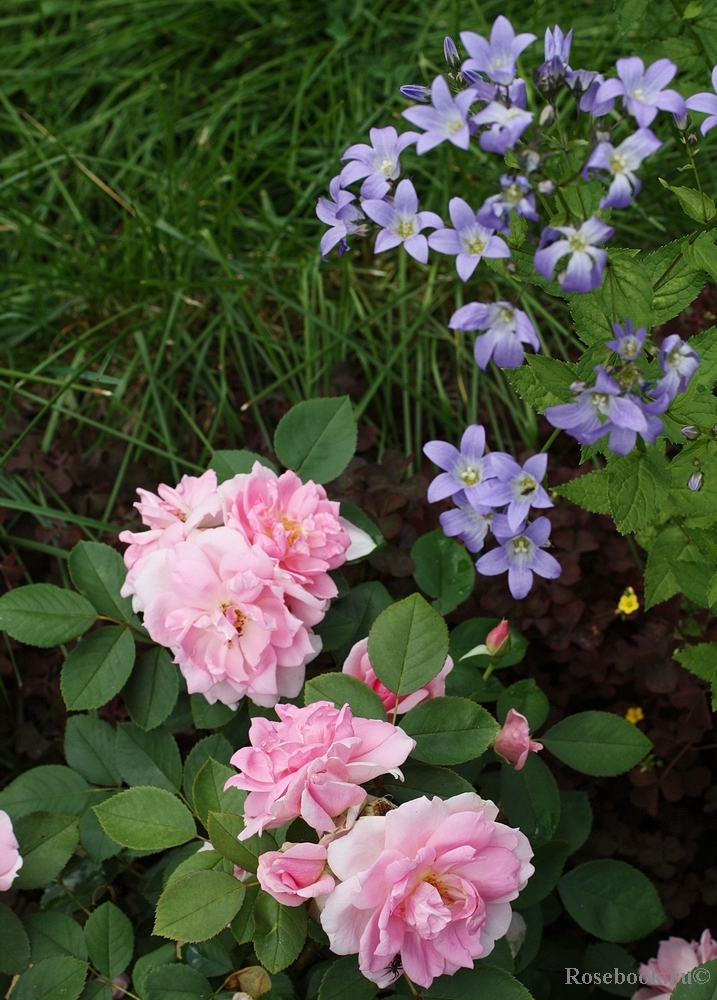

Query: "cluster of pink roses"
<box><xmin>120</xmin><ymin>463</ymin><xmax>371</xmax><ymax>708</ymax></box>
<box><xmin>634</xmin><ymin>930</ymin><xmax>717</xmax><ymax>999</ymax></box>
<box><xmin>224</xmin><ymin>700</ymin><xmax>534</xmax><ymax>989</ymax></box>
<box><xmin>0</xmin><ymin>810</ymin><xmax>22</xmax><ymax>891</ymax></box>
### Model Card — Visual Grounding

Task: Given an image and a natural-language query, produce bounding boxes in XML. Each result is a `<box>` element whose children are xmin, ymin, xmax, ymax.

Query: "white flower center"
<box><xmin>396</xmin><ymin>218</ymin><xmax>417</xmax><ymax>238</ymax></box>
<box><xmin>465</xmin><ymin>236</ymin><xmax>487</xmax><ymax>255</ymax></box>
<box><xmin>590</xmin><ymin>391</ymin><xmax>611</xmax><ymax>414</ymax></box>
<box><xmin>510</xmin><ymin>536</ymin><xmax>531</xmax><ymax>559</ymax></box>
<box><xmin>504</xmin><ymin>106</ymin><xmax>524</xmax><ymax>121</ymax></box>
<box><xmin>498</xmin><ymin>306</ymin><xmax>515</xmax><ymax>325</ymax></box>
<box><xmin>515</xmin><ymin>474</ymin><xmax>537</xmax><ymax>498</ymax></box>
<box><xmin>378</xmin><ymin>157</ymin><xmax>396</xmax><ymax>177</ymax></box>
<box><xmin>460</xmin><ymin>466</ymin><xmax>481</xmax><ymax>486</ymax></box>
<box><xmin>632</xmin><ymin>87</ymin><xmax>644</xmax><ymax>101</ymax></box>
<box><xmin>609</xmin><ymin>152</ymin><xmax>629</xmax><ymax>175</ymax></box>
<box><xmin>505</xmin><ymin>183</ymin><xmax>523</xmax><ymax>203</ymax></box>
<box><xmin>447</xmin><ymin>116</ymin><xmax>465</xmax><ymax>135</ymax></box>
<box><xmin>568</xmin><ymin>232</ymin><xmax>588</xmax><ymax>252</ymax></box>
<box><xmin>620</xmin><ymin>336</ymin><xmax>639</xmax><ymax>358</ymax></box>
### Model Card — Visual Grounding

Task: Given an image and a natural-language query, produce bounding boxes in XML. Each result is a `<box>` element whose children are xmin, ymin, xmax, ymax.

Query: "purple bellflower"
<box><xmin>607</xmin><ymin>319</ymin><xmax>646</xmax><ymax>360</ymax></box>
<box><xmin>444</xmin><ymin>36</ymin><xmax>460</xmax><ymax>67</ymax></box>
<box><xmin>584</xmin><ymin>128</ymin><xmax>662</xmax><ymax>209</ymax></box>
<box><xmin>316</xmin><ymin>177</ymin><xmax>367</xmax><ymax>258</ymax></box>
<box><xmin>477</xmin><ymin>174</ymin><xmax>539</xmax><ymax>232</ymax></box>
<box><xmin>472</xmin><ymin>101</ymin><xmax>534</xmax><ymax>154</ymax></box>
<box><xmin>544</xmin><ymin>25</ymin><xmax>572</xmax><ymax>72</ymax></box>
<box><xmin>460</xmin><ymin>16</ymin><xmax>536</xmax><ymax>87</ymax></box>
<box><xmin>686</xmin><ymin>66</ymin><xmax>717</xmax><ymax>135</ymax></box>
<box><xmin>439</xmin><ymin>491</ymin><xmax>493</xmax><ymax>553</ymax></box>
<box><xmin>567</xmin><ymin>70</ymin><xmax>615</xmax><ymax>116</ymax></box>
<box><xmin>400</xmin><ymin>84</ymin><xmax>432</xmax><ymax>102</ymax></box>
<box><xmin>648</xmin><ymin>334</ymin><xmax>700</xmax><ymax>412</ymax></box>
<box><xmin>362</xmin><ymin>179</ymin><xmax>443</xmax><ymax>264</ymax></box>
<box><xmin>475</xmin><ymin>514</ymin><xmax>561</xmax><ymax>600</ymax></box>
<box><xmin>544</xmin><ymin>367</ymin><xmax>650</xmax><ymax>455</ymax></box>
<box><xmin>534</xmin><ymin>217</ymin><xmax>614</xmax><ymax>293</ymax></box>
<box><xmin>594</xmin><ymin>57</ymin><xmax>686</xmax><ymax>127</ymax></box>
<box><xmin>339</xmin><ymin>126</ymin><xmax>419</xmax><ymax>200</ymax></box>
<box><xmin>424</xmin><ymin>424</ymin><xmax>496</xmax><ymax>506</ymax></box>
<box><xmin>450</xmin><ymin>300</ymin><xmax>540</xmax><ymax>369</ymax></box>
<box><xmin>402</xmin><ymin>75</ymin><xmax>477</xmax><ymax>154</ymax></box>
<box><xmin>427</xmin><ymin>197</ymin><xmax>510</xmax><ymax>280</ymax></box>
<box><xmin>471</xmin><ymin>453</ymin><xmax>553</xmax><ymax>531</ymax></box>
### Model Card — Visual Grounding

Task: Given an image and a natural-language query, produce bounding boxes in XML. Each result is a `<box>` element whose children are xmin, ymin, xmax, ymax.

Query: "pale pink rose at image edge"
<box><xmin>633</xmin><ymin>931</ymin><xmax>717</xmax><ymax>999</ymax></box>
<box><xmin>0</xmin><ymin>809</ymin><xmax>22</xmax><ymax>891</ymax></box>
<box><xmin>494</xmin><ymin>708</ymin><xmax>543</xmax><ymax>771</ymax></box>
<box><xmin>225</xmin><ymin>700</ymin><xmax>415</xmax><ymax>838</ymax></box>
<box><xmin>320</xmin><ymin>792</ymin><xmax>534</xmax><ymax>989</ymax></box>
<box><xmin>257</xmin><ymin>842</ymin><xmax>335</xmax><ymax>906</ymax></box>
<box><xmin>342</xmin><ymin>636</ymin><xmax>453</xmax><ymax>714</ymax></box>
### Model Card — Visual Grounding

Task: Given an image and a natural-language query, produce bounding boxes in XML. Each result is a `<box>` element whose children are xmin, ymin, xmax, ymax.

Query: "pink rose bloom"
<box><xmin>135</xmin><ymin>527</ymin><xmax>320</xmax><ymax>708</ymax></box>
<box><xmin>220</xmin><ymin>463</ymin><xmax>350</xmax><ymax>602</ymax></box>
<box><xmin>494</xmin><ymin>709</ymin><xmax>543</xmax><ymax>771</ymax></box>
<box><xmin>258</xmin><ymin>842</ymin><xmax>336</xmax><ymax>906</ymax></box>
<box><xmin>225</xmin><ymin>701</ymin><xmax>415</xmax><ymax>838</ymax></box>
<box><xmin>320</xmin><ymin>793</ymin><xmax>534</xmax><ymax>989</ymax></box>
<box><xmin>634</xmin><ymin>931</ymin><xmax>717</xmax><ymax>999</ymax></box>
<box><xmin>0</xmin><ymin>810</ymin><xmax>22</xmax><ymax>890</ymax></box>
<box><xmin>342</xmin><ymin>637</ymin><xmax>453</xmax><ymax>715</ymax></box>
<box><xmin>120</xmin><ymin>470</ymin><xmax>222</xmax><ymax>599</ymax></box>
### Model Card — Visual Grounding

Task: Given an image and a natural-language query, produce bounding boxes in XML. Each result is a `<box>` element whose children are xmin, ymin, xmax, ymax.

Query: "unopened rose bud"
<box><xmin>486</xmin><ymin>619</ymin><xmax>511</xmax><ymax>656</ymax></box>
<box><xmin>537</xmin><ymin>179</ymin><xmax>555</xmax><ymax>195</ymax></box>
<box><xmin>681</xmin><ymin>425</ymin><xmax>700</xmax><ymax>440</ymax></box>
<box><xmin>443</xmin><ymin>36</ymin><xmax>460</xmax><ymax>67</ymax></box>
<box><xmin>399</xmin><ymin>84</ymin><xmax>431</xmax><ymax>102</ymax></box>
<box><xmin>539</xmin><ymin>104</ymin><xmax>556</xmax><ymax>127</ymax></box>
<box><xmin>688</xmin><ymin>471</ymin><xmax>704</xmax><ymax>491</ymax></box>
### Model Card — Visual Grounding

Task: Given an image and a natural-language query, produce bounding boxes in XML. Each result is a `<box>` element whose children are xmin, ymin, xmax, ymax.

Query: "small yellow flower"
<box><xmin>625</xmin><ymin>706</ymin><xmax>645</xmax><ymax>724</ymax></box>
<box><xmin>615</xmin><ymin>586</ymin><xmax>639</xmax><ymax>616</ymax></box>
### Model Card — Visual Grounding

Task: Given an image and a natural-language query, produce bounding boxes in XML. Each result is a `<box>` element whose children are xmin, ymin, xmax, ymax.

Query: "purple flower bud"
<box><xmin>444</xmin><ymin>36</ymin><xmax>460</xmax><ymax>67</ymax></box>
<box><xmin>400</xmin><ymin>84</ymin><xmax>432</xmax><ymax>102</ymax></box>
<box><xmin>537</xmin><ymin>179</ymin><xmax>555</xmax><ymax>194</ymax></box>
<box><xmin>539</xmin><ymin>104</ymin><xmax>555</xmax><ymax>126</ymax></box>
<box><xmin>681</xmin><ymin>425</ymin><xmax>700</xmax><ymax>440</ymax></box>
<box><xmin>688</xmin><ymin>471</ymin><xmax>704</xmax><ymax>491</ymax></box>
<box><xmin>674</xmin><ymin>110</ymin><xmax>690</xmax><ymax>131</ymax></box>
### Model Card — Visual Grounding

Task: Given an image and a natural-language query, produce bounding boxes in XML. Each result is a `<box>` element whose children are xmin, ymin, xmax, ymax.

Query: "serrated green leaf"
<box><xmin>11</xmin><ymin>956</ymin><xmax>87</xmax><ymax>1000</ymax></box>
<box><xmin>252</xmin><ymin>890</ymin><xmax>307</xmax><ymax>973</ymax></box>
<box><xmin>83</xmin><ymin>902</ymin><xmax>134</xmax><ymax>980</ymax></box>
<box><xmin>304</xmin><ymin>672</ymin><xmax>386</xmax><ymax>720</ymax></box>
<box><xmin>645</xmin><ymin>236</ymin><xmax>707</xmax><ymax>325</ymax></box>
<box><xmin>13</xmin><ymin>811</ymin><xmax>79</xmax><ymax>889</ymax></box>
<box><xmin>554</xmin><ymin>470</ymin><xmax>610</xmax><ymax>514</ymax></box>
<box><xmin>541</xmin><ymin>711</ymin><xmax>652</xmax><ymax>776</ymax></box>
<box><xmin>274</xmin><ymin>396</ymin><xmax>357</xmax><ymax>484</ymax></box>
<box><xmin>191</xmin><ymin>757</ymin><xmax>243</xmax><ymax>826</ymax></box>
<box><xmin>318</xmin><ymin>956</ymin><xmax>377</xmax><ymax>1000</ymax></box>
<box><xmin>368</xmin><ymin>593</ymin><xmax>448</xmax><ymax>698</ymax></box>
<box><xmin>0</xmin><ymin>765</ymin><xmax>89</xmax><ymax>820</ymax></box>
<box><xmin>182</xmin><ymin>733</ymin><xmax>233</xmax><ymax>808</ymax></box>
<box><xmin>189</xmin><ymin>694</ymin><xmax>236</xmax><ymax>730</ymax></box>
<box><xmin>154</xmin><ymin>870</ymin><xmax>246</xmax><ymax>942</ymax></box>
<box><xmin>400</xmin><ymin>696</ymin><xmax>498</xmax><ymax>765</ymax></box>
<box><xmin>61</xmin><ymin>626</ymin><xmax>135</xmax><ymax>712</ymax></box>
<box><xmin>660</xmin><ymin>179</ymin><xmax>716</xmax><ymax>223</ymax></box>
<box><xmin>500</xmin><ymin>755</ymin><xmax>561</xmax><ymax>841</ymax></box>
<box><xmin>0</xmin><ymin>902</ymin><xmax>30</xmax><ymax>975</ymax></box>
<box><xmin>93</xmin><ymin>787</ymin><xmax>195</xmax><ymax>850</ymax></box>
<box><xmin>0</xmin><ymin>583</ymin><xmax>96</xmax><ymax>647</ymax></box>
<box><xmin>558</xmin><ymin>859</ymin><xmax>665</xmax><ymax>942</ymax></box>
<box><xmin>596</xmin><ymin>252</ymin><xmax>653</xmax><ymax>328</ymax></box>
<box><xmin>23</xmin><ymin>911</ymin><xmax>87</xmax><ymax>964</ymax></box>
<box><xmin>673</xmin><ymin>642</ymin><xmax>717</xmax><ymax>709</ymax></box>
<box><xmin>115</xmin><ymin>723</ymin><xmax>182</xmax><ymax>792</ymax></box>
<box><xmin>607</xmin><ymin>450</ymin><xmax>669</xmax><ymax>534</ymax></box>
<box><xmin>143</xmin><ymin>963</ymin><xmax>211</xmax><ymax>1000</ymax></box>
<box><xmin>381</xmin><ymin>762</ymin><xmax>475</xmax><ymax>804</ymax></box>
<box><xmin>68</xmin><ymin>541</ymin><xmax>133</xmax><ymax>622</ymax></box>
<box><xmin>410</xmin><ymin>529</ymin><xmax>475</xmax><ymax>615</ymax></box>
<box><xmin>124</xmin><ymin>647</ymin><xmax>179</xmax><ymax>731</ymax></box>
<box><xmin>504</xmin><ymin>355</ymin><xmax>577</xmax><ymax>414</ymax></box>
<box><xmin>64</xmin><ymin>715</ymin><xmax>121</xmax><ymax>787</ymax></box>
<box><xmin>209</xmin><ymin>449</ymin><xmax>276</xmax><ymax>482</ymax></box>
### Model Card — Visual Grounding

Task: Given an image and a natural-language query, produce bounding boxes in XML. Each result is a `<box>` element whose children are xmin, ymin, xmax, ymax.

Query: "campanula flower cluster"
<box><xmin>315</xmin><ymin>15</ymin><xmax>704</xmax><ymax>330</ymax></box>
<box><xmin>423</xmin><ymin>424</ymin><xmax>561</xmax><ymax>600</ymax></box>
<box><xmin>120</xmin><ymin>464</ymin><xmax>374</xmax><ymax>709</ymax></box>
<box><xmin>224</xmin><ymin>699</ymin><xmax>534</xmax><ymax>990</ymax></box>
<box><xmin>544</xmin><ymin>323</ymin><xmax>700</xmax><ymax>455</ymax></box>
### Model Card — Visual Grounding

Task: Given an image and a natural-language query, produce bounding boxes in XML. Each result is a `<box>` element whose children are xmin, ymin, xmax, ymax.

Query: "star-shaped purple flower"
<box><xmin>584</xmin><ymin>128</ymin><xmax>662</xmax><ymax>209</ymax></box>
<box><xmin>362</xmin><ymin>179</ymin><xmax>443</xmax><ymax>264</ymax></box>
<box><xmin>477</xmin><ymin>174</ymin><xmax>539</xmax><ymax>232</ymax></box>
<box><xmin>439</xmin><ymin>491</ymin><xmax>493</xmax><ymax>553</ymax></box>
<box><xmin>460</xmin><ymin>16</ymin><xmax>536</xmax><ymax>87</ymax></box>
<box><xmin>450</xmin><ymin>300</ymin><xmax>540</xmax><ymax>369</ymax></box>
<box><xmin>649</xmin><ymin>334</ymin><xmax>700</xmax><ymax>411</ymax></box>
<box><xmin>533</xmin><ymin>217</ymin><xmax>614</xmax><ymax>293</ymax></box>
<box><xmin>686</xmin><ymin>66</ymin><xmax>717</xmax><ymax>135</ymax></box>
<box><xmin>402</xmin><ymin>76</ymin><xmax>477</xmax><ymax>154</ymax></box>
<box><xmin>471</xmin><ymin>101</ymin><xmax>533</xmax><ymax>154</ymax></box>
<box><xmin>316</xmin><ymin>177</ymin><xmax>367</xmax><ymax>258</ymax></box>
<box><xmin>471</xmin><ymin>453</ymin><xmax>553</xmax><ymax>531</ymax></box>
<box><xmin>424</xmin><ymin>424</ymin><xmax>496</xmax><ymax>505</ymax></box>
<box><xmin>339</xmin><ymin>126</ymin><xmax>419</xmax><ymax>200</ymax></box>
<box><xmin>567</xmin><ymin>70</ymin><xmax>614</xmax><ymax>117</ymax></box>
<box><xmin>475</xmin><ymin>514</ymin><xmax>561</xmax><ymax>600</ymax></box>
<box><xmin>427</xmin><ymin>197</ymin><xmax>510</xmax><ymax>280</ymax></box>
<box><xmin>594</xmin><ymin>57</ymin><xmax>686</xmax><ymax>127</ymax></box>
<box><xmin>607</xmin><ymin>319</ymin><xmax>646</xmax><ymax>361</ymax></box>
<box><xmin>544</xmin><ymin>367</ymin><xmax>649</xmax><ymax>455</ymax></box>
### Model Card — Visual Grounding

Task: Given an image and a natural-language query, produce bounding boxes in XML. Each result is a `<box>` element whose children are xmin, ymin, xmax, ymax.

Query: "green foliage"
<box><xmin>93</xmin><ymin>787</ymin><xmax>196</xmax><ymax>850</ymax></box>
<box><xmin>449</xmin><ymin>618</ymin><xmax>528</xmax><ymax>671</ymax></box>
<box><xmin>554</xmin><ymin>790</ymin><xmax>593</xmax><ymax>854</ymax></box>
<box><xmin>274</xmin><ymin>397</ymin><xmax>357</xmax><ymax>483</ymax></box>
<box><xmin>11</xmin><ymin>956</ymin><xmax>87</xmax><ymax>1000</ymax></box>
<box><xmin>83</xmin><ymin>902</ymin><xmax>134</xmax><ymax>980</ymax></box>
<box><xmin>154</xmin><ymin>870</ymin><xmax>246</xmax><ymax>942</ymax></box>
<box><xmin>190</xmin><ymin>695</ymin><xmax>237</xmax><ymax>730</ymax></box>
<box><xmin>497</xmin><ymin>679</ymin><xmax>549</xmax><ymax>730</ymax></box>
<box><xmin>209</xmin><ymin>449</ymin><xmax>276</xmax><ymax>482</ymax></box>
<box><xmin>606</xmin><ymin>450</ymin><xmax>670</xmax><ymax>535</ymax></box>
<box><xmin>0</xmin><ymin>903</ymin><xmax>31</xmax><ymax>975</ymax></box>
<box><xmin>413</xmin><ymin>965</ymin><xmax>535</xmax><ymax>998</ymax></box>
<box><xmin>124</xmin><ymin>648</ymin><xmax>179</xmax><ymax>731</ymax></box>
<box><xmin>304</xmin><ymin>672</ymin><xmax>387</xmax><ymax>720</ymax></box>
<box><xmin>0</xmin><ymin>765</ymin><xmax>89</xmax><ymax>820</ymax></box>
<box><xmin>0</xmin><ymin>583</ymin><xmax>96</xmax><ymax>647</ymax></box>
<box><xmin>554</xmin><ymin>470</ymin><xmax>611</xmax><ymax>514</ymax></box>
<box><xmin>381</xmin><ymin>762</ymin><xmax>475</xmax><ymax>803</ymax></box>
<box><xmin>368</xmin><ymin>594</ymin><xmax>449</xmax><ymax>698</ymax></box>
<box><xmin>252</xmin><ymin>891</ymin><xmax>308</xmax><ymax>973</ymax></box>
<box><xmin>68</xmin><ymin>541</ymin><xmax>134</xmax><ymax>621</ymax></box>
<box><xmin>541</xmin><ymin>711</ymin><xmax>652</xmax><ymax>775</ymax></box>
<box><xmin>515</xmin><ymin>840</ymin><xmax>572</xmax><ymax>909</ymax></box>
<box><xmin>115</xmin><ymin>723</ymin><xmax>182</xmax><ymax>792</ymax></box>
<box><xmin>583</xmin><ymin>943</ymin><xmax>639</xmax><ymax>997</ymax></box>
<box><xmin>132</xmin><ymin>945</ymin><xmax>177</xmax><ymax>996</ymax></box>
<box><xmin>672</xmin><ymin>960</ymin><xmax>717</xmax><ymax>999</ymax></box>
<box><xmin>558</xmin><ymin>860</ymin><xmax>666</xmax><ymax>942</ymax></box>
<box><xmin>319</xmin><ymin>957</ymin><xmax>378</xmax><ymax>1000</ymax></box>
<box><xmin>410</xmin><ymin>530</ymin><xmax>476</xmax><ymax>615</ymax></box>
<box><xmin>24</xmin><ymin>912</ymin><xmax>88</xmax><ymax>964</ymax></box>
<box><xmin>660</xmin><ymin>179</ymin><xmax>717</xmax><ymax>223</ymax></box>
<box><xmin>504</xmin><ymin>355</ymin><xmax>577</xmax><ymax>413</ymax></box>
<box><xmin>500</xmin><ymin>755</ymin><xmax>561</xmax><ymax>841</ymax></box>
<box><xmin>674</xmin><ymin>642</ymin><xmax>717</xmax><ymax>708</ymax></box>
<box><xmin>143</xmin><ymin>963</ymin><xmax>212</xmax><ymax>1000</ymax></box>
<box><xmin>182</xmin><ymin>734</ymin><xmax>234</xmax><ymax>808</ymax></box>
<box><xmin>64</xmin><ymin>716</ymin><xmax>122</xmax><ymax>787</ymax></box>
<box><xmin>329</xmin><ymin>582</ymin><xmax>393</xmax><ymax>664</ymax></box>
<box><xmin>400</xmin><ymin>696</ymin><xmax>499</xmax><ymax>765</ymax></box>
<box><xmin>191</xmin><ymin>758</ymin><xmax>243</xmax><ymax>826</ymax></box>
<box><xmin>61</xmin><ymin>626</ymin><xmax>135</xmax><ymax>711</ymax></box>
<box><xmin>13</xmin><ymin>812</ymin><xmax>79</xmax><ymax>890</ymax></box>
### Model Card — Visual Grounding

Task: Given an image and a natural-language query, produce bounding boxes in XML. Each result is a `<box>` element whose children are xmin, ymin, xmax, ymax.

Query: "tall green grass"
<box><xmin>0</xmin><ymin>0</ymin><xmax>713</xmax><ymax>555</ymax></box>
